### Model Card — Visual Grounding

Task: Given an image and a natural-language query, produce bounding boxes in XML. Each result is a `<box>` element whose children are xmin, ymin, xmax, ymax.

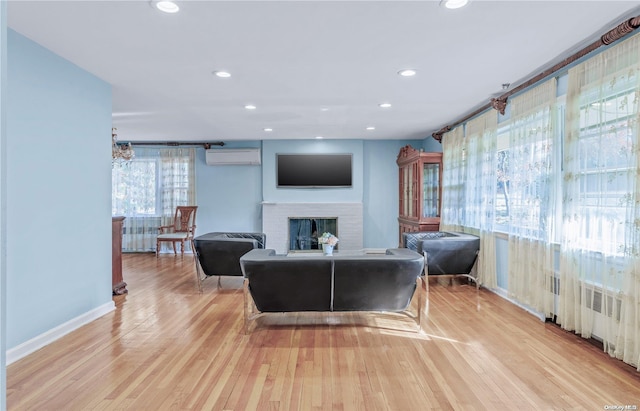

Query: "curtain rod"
<box><xmin>431</xmin><ymin>14</ymin><xmax>640</xmax><ymax>142</ymax></box>
<box><xmin>126</xmin><ymin>141</ymin><xmax>225</xmax><ymax>149</ymax></box>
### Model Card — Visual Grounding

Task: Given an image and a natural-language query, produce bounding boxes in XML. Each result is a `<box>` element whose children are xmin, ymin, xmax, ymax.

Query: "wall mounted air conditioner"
<box><xmin>205</xmin><ymin>148</ymin><xmax>261</xmax><ymax>165</ymax></box>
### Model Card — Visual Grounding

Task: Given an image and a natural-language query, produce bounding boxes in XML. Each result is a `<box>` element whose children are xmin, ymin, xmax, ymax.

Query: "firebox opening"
<box><xmin>288</xmin><ymin>217</ymin><xmax>337</xmax><ymax>251</ymax></box>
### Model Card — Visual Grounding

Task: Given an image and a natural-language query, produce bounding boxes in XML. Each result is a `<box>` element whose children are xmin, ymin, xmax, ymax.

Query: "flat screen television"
<box><xmin>277</xmin><ymin>153</ymin><xmax>352</xmax><ymax>188</ymax></box>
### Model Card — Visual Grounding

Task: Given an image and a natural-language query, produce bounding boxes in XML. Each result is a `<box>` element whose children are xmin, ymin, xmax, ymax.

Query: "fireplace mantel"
<box><xmin>262</xmin><ymin>202</ymin><xmax>363</xmax><ymax>254</ymax></box>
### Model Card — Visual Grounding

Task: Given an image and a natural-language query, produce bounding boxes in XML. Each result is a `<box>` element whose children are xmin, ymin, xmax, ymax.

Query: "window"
<box><xmin>112</xmin><ymin>158</ymin><xmax>159</xmax><ymax>216</ymax></box>
<box><xmin>112</xmin><ymin>150</ymin><xmax>194</xmax><ymax>218</ymax></box>
<box><xmin>495</xmin><ymin>107</ymin><xmax>560</xmax><ymax>240</ymax></box>
<box><xmin>495</xmin><ymin>128</ymin><xmax>510</xmax><ymax>228</ymax></box>
<box><xmin>111</xmin><ymin>147</ymin><xmax>196</xmax><ymax>252</ymax></box>
<box><xmin>493</xmin><ymin>80</ymin><xmax>559</xmax><ymax>242</ymax></box>
<box><xmin>569</xmin><ymin>87</ymin><xmax>637</xmax><ymax>256</ymax></box>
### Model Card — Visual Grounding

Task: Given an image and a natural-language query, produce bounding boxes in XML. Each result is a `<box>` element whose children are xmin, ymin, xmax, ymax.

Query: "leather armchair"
<box><xmin>193</xmin><ymin>232</ymin><xmax>266</xmax><ymax>291</ymax></box>
<box><xmin>402</xmin><ymin>231</ymin><xmax>480</xmax><ymax>286</ymax></box>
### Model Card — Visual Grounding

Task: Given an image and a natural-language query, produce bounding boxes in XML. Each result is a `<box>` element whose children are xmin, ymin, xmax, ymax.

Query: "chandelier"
<box><xmin>112</xmin><ymin>128</ymin><xmax>135</xmax><ymax>163</ymax></box>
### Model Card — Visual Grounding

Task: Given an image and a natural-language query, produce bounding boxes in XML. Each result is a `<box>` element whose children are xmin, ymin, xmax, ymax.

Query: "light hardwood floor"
<box><xmin>7</xmin><ymin>253</ymin><xmax>640</xmax><ymax>410</ymax></box>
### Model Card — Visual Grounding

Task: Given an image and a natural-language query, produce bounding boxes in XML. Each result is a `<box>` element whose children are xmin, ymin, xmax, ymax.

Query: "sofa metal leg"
<box><xmin>419</xmin><ymin>252</ymin><xmax>429</xmax><ymax>330</ymax></box>
<box><xmin>416</xmin><ymin>275</ymin><xmax>428</xmax><ymax>331</ymax></box>
<box><xmin>243</xmin><ymin>279</ymin><xmax>252</xmax><ymax>334</ymax></box>
<box><xmin>192</xmin><ymin>241</ymin><xmax>204</xmax><ymax>294</ymax></box>
<box><xmin>243</xmin><ymin>280</ymin><xmax>262</xmax><ymax>334</ymax></box>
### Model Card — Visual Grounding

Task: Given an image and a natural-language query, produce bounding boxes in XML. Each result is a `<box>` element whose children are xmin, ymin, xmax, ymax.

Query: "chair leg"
<box><xmin>172</xmin><ymin>242</ymin><xmax>177</xmax><ymax>255</ymax></box>
<box><xmin>156</xmin><ymin>240</ymin><xmax>160</xmax><ymax>257</ymax></box>
<box><xmin>180</xmin><ymin>240</ymin><xmax>185</xmax><ymax>258</ymax></box>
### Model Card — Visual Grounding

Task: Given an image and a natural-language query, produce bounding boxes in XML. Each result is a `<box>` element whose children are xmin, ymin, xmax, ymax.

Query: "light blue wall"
<box><xmin>262</xmin><ymin>139</ymin><xmax>422</xmax><ymax>248</ymax></box>
<box><xmin>195</xmin><ymin>139</ymin><xmax>424</xmax><ymax>248</ymax></box>
<box><xmin>0</xmin><ymin>2</ymin><xmax>7</xmax><ymax>407</ymax></box>
<box><xmin>195</xmin><ymin>141</ymin><xmax>263</xmax><ymax>234</ymax></box>
<box><xmin>5</xmin><ymin>30</ymin><xmax>112</xmax><ymax>349</ymax></box>
<box><xmin>422</xmin><ymin>136</ymin><xmax>442</xmax><ymax>153</ymax></box>
<box><xmin>363</xmin><ymin>140</ymin><xmax>425</xmax><ymax>248</ymax></box>
<box><xmin>495</xmin><ymin>237</ymin><xmax>509</xmax><ymax>289</ymax></box>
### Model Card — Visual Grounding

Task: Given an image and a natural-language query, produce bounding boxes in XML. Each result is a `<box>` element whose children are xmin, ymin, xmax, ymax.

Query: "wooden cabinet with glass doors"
<box><xmin>397</xmin><ymin>145</ymin><xmax>443</xmax><ymax>242</ymax></box>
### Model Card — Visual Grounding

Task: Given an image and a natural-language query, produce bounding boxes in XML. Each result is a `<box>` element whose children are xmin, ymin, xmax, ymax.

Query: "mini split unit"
<box><xmin>205</xmin><ymin>148</ymin><xmax>261</xmax><ymax>165</ymax></box>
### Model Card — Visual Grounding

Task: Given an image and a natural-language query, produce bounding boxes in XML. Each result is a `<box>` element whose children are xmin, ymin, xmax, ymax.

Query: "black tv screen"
<box><xmin>277</xmin><ymin>154</ymin><xmax>352</xmax><ymax>188</ymax></box>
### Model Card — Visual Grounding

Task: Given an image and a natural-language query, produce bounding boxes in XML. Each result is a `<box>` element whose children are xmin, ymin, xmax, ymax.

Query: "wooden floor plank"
<box><xmin>7</xmin><ymin>253</ymin><xmax>640</xmax><ymax>410</ymax></box>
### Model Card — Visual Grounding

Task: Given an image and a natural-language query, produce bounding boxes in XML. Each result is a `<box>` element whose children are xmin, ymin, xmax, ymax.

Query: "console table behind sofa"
<box><xmin>240</xmin><ymin>248</ymin><xmax>426</xmax><ymax>333</ymax></box>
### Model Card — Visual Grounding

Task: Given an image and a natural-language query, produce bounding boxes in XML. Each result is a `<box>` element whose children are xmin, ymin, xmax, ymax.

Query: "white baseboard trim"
<box><xmin>486</xmin><ymin>287</ymin><xmax>546</xmax><ymax>322</ymax></box>
<box><xmin>6</xmin><ymin>300</ymin><xmax>116</xmax><ymax>365</ymax></box>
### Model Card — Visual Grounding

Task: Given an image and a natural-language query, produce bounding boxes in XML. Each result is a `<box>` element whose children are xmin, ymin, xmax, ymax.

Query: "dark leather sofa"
<box><xmin>402</xmin><ymin>231</ymin><xmax>480</xmax><ymax>285</ymax></box>
<box><xmin>193</xmin><ymin>232</ymin><xmax>266</xmax><ymax>291</ymax></box>
<box><xmin>239</xmin><ymin>248</ymin><xmax>426</xmax><ymax>333</ymax></box>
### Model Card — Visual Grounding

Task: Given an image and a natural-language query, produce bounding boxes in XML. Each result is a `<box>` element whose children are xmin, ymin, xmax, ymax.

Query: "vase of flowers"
<box><xmin>318</xmin><ymin>232</ymin><xmax>339</xmax><ymax>256</ymax></box>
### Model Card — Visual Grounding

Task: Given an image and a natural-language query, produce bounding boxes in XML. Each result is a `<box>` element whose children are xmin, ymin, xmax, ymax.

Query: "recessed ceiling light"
<box><xmin>263</xmin><ymin>128</ymin><xmax>273</xmax><ymax>132</ymax></box>
<box><xmin>244</xmin><ymin>104</ymin><xmax>257</xmax><ymax>110</ymax></box>
<box><xmin>315</xmin><ymin>136</ymin><xmax>324</xmax><ymax>139</ymax></box>
<box><xmin>153</xmin><ymin>0</ymin><xmax>180</xmax><ymax>13</ymax></box>
<box><xmin>379</xmin><ymin>103</ymin><xmax>392</xmax><ymax>108</ymax></box>
<box><xmin>320</xmin><ymin>107</ymin><xmax>330</xmax><ymax>112</ymax></box>
<box><xmin>213</xmin><ymin>71</ymin><xmax>231</xmax><ymax>78</ymax></box>
<box><xmin>366</xmin><ymin>126</ymin><xmax>376</xmax><ymax>131</ymax></box>
<box><xmin>440</xmin><ymin>0</ymin><xmax>469</xmax><ymax>9</ymax></box>
<box><xmin>398</xmin><ymin>69</ymin><xmax>417</xmax><ymax>77</ymax></box>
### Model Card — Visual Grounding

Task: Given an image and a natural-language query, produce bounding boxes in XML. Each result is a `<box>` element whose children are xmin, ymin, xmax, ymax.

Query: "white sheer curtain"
<box><xmin>112</xmin><ymin>147</ymin><xmax>196</xmax><ymax>252</ymax></box>
<box><xmin>505</xmin><ymin>79</ymin><xmax>557</xmax><ymax>317</ymax></box>
<box><xmin>441</xmin><ymin>111</ymin><xmax>498</xmax><ymax>288</ymax></box>
<box><xmin>560</xmin><ymin>33</ymin><xmax>640</xmax><ymax>369</ymax></box>
<box><xmin>441</xmin><ymin>125</ymin><xmax>465</xmax><ymax>232</ymax></box>
<box><xmin>465</xmin><ymin>111</ymin><xmax>498</xmax><ymax>288</ymax></box>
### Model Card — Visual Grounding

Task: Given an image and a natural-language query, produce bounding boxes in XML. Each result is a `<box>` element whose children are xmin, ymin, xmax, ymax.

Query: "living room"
<box><xmin>3</xmin><ymin>1</ymin><xmax>640</xmax><ymax>409</ymax></box>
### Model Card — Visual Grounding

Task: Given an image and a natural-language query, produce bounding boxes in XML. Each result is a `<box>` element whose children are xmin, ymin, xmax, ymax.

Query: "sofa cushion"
<box><xmin>332</xmin><ymin>249</ymin><xmax>423</xmax><ymax>311</ymax></box>
<box><xmin>402</xmin><ymin>231</ymin><xmax>449</xmax><ymax>251</ymax></box>
<box><xmin>240</xmin><ymin>250</ymin><xmax>333</xmax><ymax>312</ymax></box>
<box><xmin>198</xmin><ymin>232</ymin><xmax>267</xmax><ymax>249</ymax></box>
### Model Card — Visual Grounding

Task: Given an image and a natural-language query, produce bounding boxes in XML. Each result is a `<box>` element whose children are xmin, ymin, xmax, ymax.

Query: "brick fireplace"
<box><xmin>262</xmin><ymin>202</ymin><xmax>363</xmax><ymax>254</ymax></box>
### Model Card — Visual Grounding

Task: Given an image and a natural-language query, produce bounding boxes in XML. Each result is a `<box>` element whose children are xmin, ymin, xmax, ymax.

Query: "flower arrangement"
<box><xmin>318</xmin><ymin>232</ymin><xmax>339</xmax><ymax>246</ymax></box>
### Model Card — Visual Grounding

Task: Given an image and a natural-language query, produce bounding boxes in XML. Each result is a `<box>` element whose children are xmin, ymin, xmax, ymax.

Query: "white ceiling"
<box><xmin>7</xmin><ymin>1</ymin><xmax>640</xmax><ymax>142</ymax></box>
